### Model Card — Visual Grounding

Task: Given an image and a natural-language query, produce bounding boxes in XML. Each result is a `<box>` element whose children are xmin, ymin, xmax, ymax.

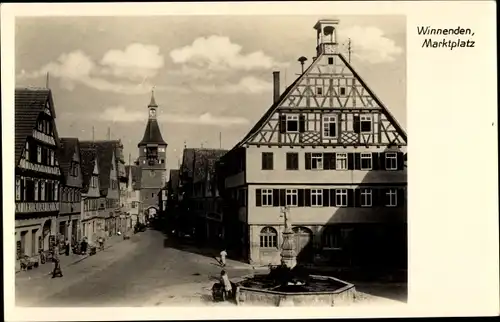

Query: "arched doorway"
<box><xmin>293</xmin><ymin>226</ymin><xmax>313</xmax><ymax>263</ymax></box>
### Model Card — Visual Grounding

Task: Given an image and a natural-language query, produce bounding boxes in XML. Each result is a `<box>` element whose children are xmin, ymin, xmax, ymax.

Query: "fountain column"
<box><xmin>280</xmin><ymin>206</ymin><xmax>297</xmax><ymax>269</ymax></box>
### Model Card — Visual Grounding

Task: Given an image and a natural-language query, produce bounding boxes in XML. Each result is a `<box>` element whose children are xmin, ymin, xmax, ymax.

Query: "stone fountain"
<box><xmin>234</xmin><ymin>206</ymin><xmax>356</xmax><ymax>307</ymax></box>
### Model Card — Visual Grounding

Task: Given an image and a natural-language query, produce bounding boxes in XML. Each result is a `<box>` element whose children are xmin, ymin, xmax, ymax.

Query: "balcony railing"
<box><xmin>18</xmin><ymin>159</ymin><xmax>61</xmax><ymax>176</ymax></box>
<box><xmin>16</xmin><ymin>202</ymin><xmax>59</xmax><ymax>213</ymax></box>
<box><xmin>32</xmin><ymin>129</ymin><xmax>56</xmax><ymax>145</ymax></box>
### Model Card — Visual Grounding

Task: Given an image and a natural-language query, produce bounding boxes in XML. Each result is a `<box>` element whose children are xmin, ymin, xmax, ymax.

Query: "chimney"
<box><xmin>273</xmin><ymin>71</ymin><xmax>280</xmax><ymax>103</ymax></box>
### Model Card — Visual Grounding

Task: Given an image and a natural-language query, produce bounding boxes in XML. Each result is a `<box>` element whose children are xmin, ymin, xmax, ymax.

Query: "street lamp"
<box><xmin>280</xmin><ymin>206</ymin><xmax>297</xmax><ymax>269</ymax></box>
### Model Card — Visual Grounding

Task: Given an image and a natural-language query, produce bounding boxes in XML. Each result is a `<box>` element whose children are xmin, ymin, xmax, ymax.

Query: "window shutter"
<box><xmin>305</xmin><ymin>153</ymin><xmax>312</xmax><ymax>170</ymax></box>
<box><xmin>380</xmin><ymin>188</ymin><xmax>388</xmax><ymax>206</ymax></box>
<box><xmin>378</xmin><ymin>152</ymin><xmax>386</xmax><ymax>170</ymax></box>
<box><xmin>397</xmin><ymin>188</ymin><xmax>405</xmax><ymax>207</ymax></box>
<box><xmin>279</xmin><ymin>114</ymin><xmax>287</xmax><ymax>133</ymax></box>
<box><xmin>269</xmin><ymin>153</ymin><xmax>274</xmax><ymax>170</ymax></box>
<box><xmin>372</xmin><ymin>152</ymin><xmax>380</xmax><ymax>170</ymax></box>
<box><xmin>353</xmin><ymin>115</ymin><xmax>361</xmax><ymax>134</ymax></box>
<box><xmin>298</xmin><ymin>189</ymin><xmax>304</xmax><ymax>207</ymax></box>
<box><xmin>323</xmin><ymin>153</ymin><xmax>332</xmax><ymax>170</ymax></box>
<box><xmin>354</xmin><ymin>153</ymin><xmax>361</xmax><ymax>170</ymax></box>
<box><xmin>329</xmin><ymin>189</ymin><xmax>336</xmax><ymax>206</ymax></box>
<box><xmin>294</xmin><ymin>153</ymin><xmax>299</xmax><ymax>170</ymax></box>
<box><xmin>304</xmin><ymin>189</ymin><xmax>311</xmax><ymax>207</ymax></box>
<box><xmin>273</xmin><ymin>189</ymin><xmax>280</xmax><ymax>207</ymax></box>
<box><xmin>347</xmin><ymin>189</ymin><xmax>355</xmax><ymax>207</ymax></box>
<box><xmin>347</xmin><ymin>153</ymin><xmax>354</xmax><ymax>170</ymax></box>
<box><xmin>299</xmin><ymin>114</ymin><xmax>306</xmax><ymax>133</ymax></box>
<box><xmin>331</xmin><ymin>153</ymin><xmax>336</xmax><ymax>170</ymax></box>
<box><xmin>286</xmin><ymin>153</ymin><xmax>291</xmax><ymax>170</ymax></box>
<box><xmin>397</xmin><ymin>152</ymin><xmax>405</xmax><ymax>170</ymax></box>
<box><xmin>354</xmin><ymin>188</ymin><xmax>361</xmax><ymax>207</ymax></box>
<box><xmin>323</xmin><ymin>189</ymin><xmax>330</xmax><ymax>207</ymax></box>
<box><xmin>279</xmin><ymin>189</ymin><xmax>286</xmax><ymax>207</ymax></box>
<box><xmin>256</xmin><ymin>189</ymin><xmax>262</xmax><ymax>206</ymax></box>
<box><xmin>372</xmin><ymin>188</ymin><xmax>379</xmax><ymax>207</ymax></box>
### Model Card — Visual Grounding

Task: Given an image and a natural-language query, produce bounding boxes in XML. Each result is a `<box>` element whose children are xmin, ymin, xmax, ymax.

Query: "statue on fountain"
<box><xmin>280</xmin><ymin>206</ymin><xmax>297</xmax><ymax>269</ymax></box>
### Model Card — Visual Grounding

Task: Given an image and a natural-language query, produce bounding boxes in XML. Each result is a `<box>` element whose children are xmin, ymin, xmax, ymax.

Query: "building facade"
<box><xmin>190</xmin><ymin>149</ymin><xmax>227</xmax><ymax>244</ymax></box>
<box><xmin>58</xmin><ymin>138</ymin><xmax>83</xmax><ymax>247</ymax></box>
<box><xmin>218</xmin><ymin>19</ymin><xmax>407</xmax><ymax>268</ymax></box>
<box><xmin>15</xmin><ymin>87</ymin><xmax>64</xmax><ymax>268</ymax></box>
<box><xmin>80</xmin><ymin>147</ymin><xmax>102</xmax><ymax>242</ymax></box>
<box><xmin>125</xmin><ymin>163</ymin><xmax>142</xmax><ymax>228</ymax></box>
<box><xmin>137</xmin><ymin>91</ymin><xmax>168</xmax><ymax>218</ymax></box>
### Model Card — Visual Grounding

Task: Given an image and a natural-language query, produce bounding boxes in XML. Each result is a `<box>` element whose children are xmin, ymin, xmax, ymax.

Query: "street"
<box><xmin>15</xmin><ymin>228</ymin><xmax>406</xmax><ymax>307</ymax></box>
<box><xmin>16</xmin><ymin>229</ymin><xmax>254</xmax><ymax>307</ymax></box>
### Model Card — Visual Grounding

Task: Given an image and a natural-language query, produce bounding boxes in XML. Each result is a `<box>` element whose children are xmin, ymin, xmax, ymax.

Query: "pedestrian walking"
<box><xmin>219</xmin><ymin>249</ymin><xmax>227</xmax><ymax>267</ymax></box>
<box><xmin>220</xmin><ymin>270</ymin><xmax>232</xmax><ymax>301</ymax></box>
<box><xmin>65</xmin><ymin>239</ymin><xmax>70</xmax><ymax>256</ymax></box>
<box><xmin>98</xmin><ymin>236</ymin><xmax>105</xmax><ymax>251</ymax></box>
<box><xmin>52</xmin><ymin>245</ymin><xmax>63</xmax><ymax>278</ymax></box>
<box><xmin>81</xmin><ymin>237</ymin><xmax>88</xmax><ymax>255</ymax></box>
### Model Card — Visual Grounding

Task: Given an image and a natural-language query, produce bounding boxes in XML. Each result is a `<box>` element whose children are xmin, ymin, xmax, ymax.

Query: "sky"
<box><xmin>15</xmin><ymin>15</ymin><xmax>406</xmax><ymax>171</ymax></box>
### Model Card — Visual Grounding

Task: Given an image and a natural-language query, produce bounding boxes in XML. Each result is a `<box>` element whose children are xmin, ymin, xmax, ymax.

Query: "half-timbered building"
<box><xmin>218</xmin><ymin>19</ymin><xmax>407</xmax><ymax>268</ymax></box>
<box><xmin>80</xmin><ymin>147</ymin><xmax>102</xmax><ymax>242</ymax></box>
<box><xmin>15</xmin><ymin>87</ymin><xmax>64</xmax><ymax>267</ymax></box>
<box><xmin>80</xmin><ymin>141</ymin><xmax>121</xmax><ymax>238</ymax></box>
<box><xmin>191</xmin><ymin>149</ymin><xmax>227</xmax><ymax>244</ymax></box>
<box><xmin>58</xmin><ymin>138</ymin><xmax>83</xmax><ymax>246</ymax></box>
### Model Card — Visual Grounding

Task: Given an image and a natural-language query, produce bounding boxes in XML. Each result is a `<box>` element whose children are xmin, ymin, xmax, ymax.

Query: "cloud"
<box><xmin>193</xmin><ymin>76</ymin><xmax>272</xmax><ymax>94</ymax></box>
<box><xmin>338</xmin><ymin>26</ymin><xmax>403</xmax><ymax>64</ymax></box>
<box><xmin>170</xmin><ymin>35</ymin><xmax>288</xmax><ymax>71</ymax></box>
<box><xmin>100</xmin><ymin>43</ymin><xmax>164</xmax><ymax>80</ymax></box>
<box><xmin>17</xmin><ymin>44</ymin><xmax>173</xmax><ymax>95</ymax></box>
<box><xmin>99</xmin><ymin>106</ymin><xmax>249</xmax><ymax>127</ymax></box>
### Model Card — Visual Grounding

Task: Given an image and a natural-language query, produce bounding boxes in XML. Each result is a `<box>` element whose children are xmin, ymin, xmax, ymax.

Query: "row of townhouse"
<box><xmin>14</xmin><ymin>87</ymin><xmax>131</xmax><ymax>270</ymax></box>
<box><xmin>168</xmin><ymin>19</ymin><xmax>408</xmax><ymax>269</ymax></box>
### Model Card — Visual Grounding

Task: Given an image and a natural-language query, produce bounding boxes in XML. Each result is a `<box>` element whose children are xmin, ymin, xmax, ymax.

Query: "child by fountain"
<box><xmin>220</xmin><ymin>270</ymin><xmax>232</xmax><ymax>300</ymax></box>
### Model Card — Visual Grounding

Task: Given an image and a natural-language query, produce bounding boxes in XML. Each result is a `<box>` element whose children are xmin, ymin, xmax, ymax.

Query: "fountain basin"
<box><xmin>235</xmin><ymin>274</ymin><xmax>356</xmax><ymax>307</ymax></box>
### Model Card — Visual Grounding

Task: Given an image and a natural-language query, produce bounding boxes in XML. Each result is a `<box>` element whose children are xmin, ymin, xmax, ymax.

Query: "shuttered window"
<box><xmin>361</xmin><ymin>153</ymin><xmax>372</xmax><ymax>170</ymax></box>
<box><xmin>311</xmin><ymin>189</ymin><xmax>323</xmax><ymax>206</ymax></box>
<box><xmin>286</xmin><ymin>153</ymin><xmax>299</xmax><ymax>170</ymax></box>
<box><xmin>311</xmin><ymin>153</ymin><xmax>323</xmax><ymax>170</ymax></box>
<box><xmin>386</xmin><ymin>188</ymin><xmax>398</xmax><ymax>206</ymax></box>
<box><xmin>261</xmin><ymin>152</ymin><xmax>274</xmax><ymax>170</ymax></box>
<box><xmin>360</xmin><ymin>188</ymin><xmax>372</xmax><ymax>207</ymax></box>
<box><xmin>336</xmin><ymin>153</ymin><xmax>347</xmax><ymax>170</ymax></box>
<box><xmin>385</xmin><ymin>152</ymin><xmax>398</xmax><ymax>170</ymax></box>
<box><xmin>335</xmin><ymin>189</ymin><xmax>348</xmax><ymax>207</ymax></box>
<box><xmin>286</xmin><ymin>189</ymin><xmax>298</xmax><ymax>206</ymax></box>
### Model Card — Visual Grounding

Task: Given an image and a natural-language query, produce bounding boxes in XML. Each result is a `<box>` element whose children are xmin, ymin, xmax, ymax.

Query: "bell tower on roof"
<box><xmin>314</xmin><ymin>19</ymin><xmax>339</xmax><ymax>56</ymax></box>
<box><xmin>137</xmin><ymin>90</ymin><xmax>167</xmax><ymax>216</ymax></box>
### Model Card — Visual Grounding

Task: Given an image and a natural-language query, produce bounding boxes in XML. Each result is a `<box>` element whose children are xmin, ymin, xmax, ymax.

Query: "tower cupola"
<box><xmin>314</xmin><ymin>19</ymin><xmax>340</xmax><ymax>56</ymax></box>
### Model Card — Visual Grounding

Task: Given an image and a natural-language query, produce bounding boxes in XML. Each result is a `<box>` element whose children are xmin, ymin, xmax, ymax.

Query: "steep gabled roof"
<box><xmin>80</xmin><ymin>148</ymin><xmax>97</xmax><ymax>193</ymax></box>
<box><xmin>58</xmin><ymin>137</ymin><xmax>82</xmax><ymax>188</ymax></box>
<box><xmin>125</xmin><ymin>165</ymin><xmax>141</xmax><ymax>190</ymax></box>
<box><xmin>168</xmin><ymin>169</ymin><xmax>180</xmax><ymax>195</ymax></box>
<box><xmin>79</xmin><ymin>140</ymin><xmax>116</xmax><ymax>191</ymax></box>
<box><xmin>193</xmin><ymin>149</ymin><xmax>228</xmax><ymax>183</ymax></box>
<box><xmin>15</xmin><ymin>87</ymin><xmax>58</xmax><ymax>165</ymax></box>
<box><xmin>180</xmin><ymin>148</ymin><xmax>196</xmax><ymax>179</ymax></box>
<box><xmin>235</xmin><ymin>53</ymin><xmax>407</xmax><ymax>148</ymax></box>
